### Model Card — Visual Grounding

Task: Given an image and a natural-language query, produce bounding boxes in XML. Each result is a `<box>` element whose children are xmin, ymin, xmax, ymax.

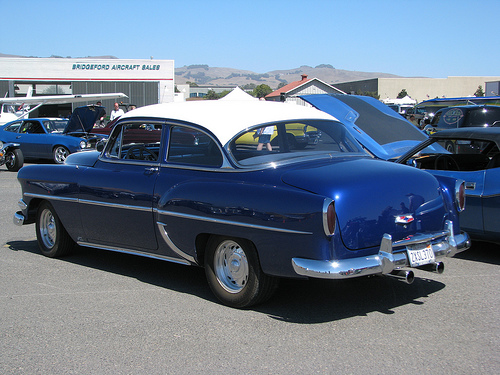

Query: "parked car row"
<box><xmin>7</xmin><ymin>94</ymin><xmax>499</xmax><ymax>308</ymax></box>
<box><xmin>0</xmin><ymin>105</ymin><xmax>107</xmax><ymax>169</ymax></box>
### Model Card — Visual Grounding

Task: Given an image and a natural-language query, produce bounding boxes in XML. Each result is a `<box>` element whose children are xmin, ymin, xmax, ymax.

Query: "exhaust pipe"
<box><xmin>388</xmin><ymin>270</ymin><xmax>415</xmax><ymax>284</ymax></box>
<box><xmin>417</xmin><ymin>262</ymin><xmax>444</xmax><ymax>274</ymax></box>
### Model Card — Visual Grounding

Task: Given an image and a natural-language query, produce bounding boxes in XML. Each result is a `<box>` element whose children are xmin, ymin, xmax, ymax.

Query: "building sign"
<box><xmin>72</xmin><ymin>63</ymin><xmax>161</xmax><ymax>71</ymax></box>
<box><xmin>0</xmin><ymin>58</ymin><xmax>173</xmax><ymax>81</ymax></box>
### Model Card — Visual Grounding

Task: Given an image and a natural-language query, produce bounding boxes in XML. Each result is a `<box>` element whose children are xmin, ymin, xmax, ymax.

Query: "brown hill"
<box><xmin>175</xmin><ymin>64</ymin><xmax>402</xmax><ymax>89</ymax></box>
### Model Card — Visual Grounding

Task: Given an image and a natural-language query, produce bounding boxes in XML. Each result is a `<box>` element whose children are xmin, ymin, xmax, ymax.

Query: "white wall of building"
<box><xmin>0</xmin><ymin>57</ymin><xmax>175</xmax><ymax>103</ymax></box>
<box><xmin>378</xmin><ymin>76</ymin><xmax>500</xmax><ymax>102</ymax></box>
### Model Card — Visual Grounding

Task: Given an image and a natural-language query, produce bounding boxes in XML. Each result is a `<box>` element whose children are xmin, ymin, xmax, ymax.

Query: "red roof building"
<box><xmin>266</xmin><ymin>74</ymin><xmax>344</xmax><ymax>104</ymax></box>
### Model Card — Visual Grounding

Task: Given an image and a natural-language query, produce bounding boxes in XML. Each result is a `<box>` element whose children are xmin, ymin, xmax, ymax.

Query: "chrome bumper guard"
<box><xmin>13</xmin><ymin>199</ymin><xmax>27</xmax><ymax>226</ymax></box>
<box><xmin>292</xmin><ymin>220</ymin><xmax>471</xmax><ymax>280</ymax></box>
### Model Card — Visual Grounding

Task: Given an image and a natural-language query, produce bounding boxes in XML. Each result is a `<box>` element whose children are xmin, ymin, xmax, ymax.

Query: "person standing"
<box><xmin>96</xmin><ymin>101</ymin><xmax>106</xmax><ymax>126</ymax></box>
<box><xmin>110</xmin><ymin>102</ymin><xmax>125</xmax><ymax>121</ymax></box>
<box><xmin>256</xmin><ymin>126</ymin><xmax>274</xmax><ymax>151</ymax></box>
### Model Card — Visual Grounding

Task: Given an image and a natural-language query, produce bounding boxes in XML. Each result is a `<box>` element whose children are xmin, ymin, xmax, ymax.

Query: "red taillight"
<box><xmin>456</xmin><ymin>180</ymin><xmax>465</xmax><ymax>212</ymax></box>
<box><xmin>323</xmin><ymin>199</ymin><xmax>336</xmax><ymax>236</ymax></box>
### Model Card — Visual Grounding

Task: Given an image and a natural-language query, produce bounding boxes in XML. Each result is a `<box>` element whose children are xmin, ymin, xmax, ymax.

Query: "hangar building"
<box><xmin>333</xmin><ymin>76</ymin><xmax>500</xmax><ymax>103</ymax></box>
<box><xmin>0</xmin><ymin>57</ymin><xmax>174</xmax><ymax>118</ymax></box>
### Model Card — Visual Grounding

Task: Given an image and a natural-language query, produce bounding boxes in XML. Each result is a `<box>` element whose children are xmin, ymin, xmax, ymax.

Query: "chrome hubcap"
<box><xmin>39</xmin><ymin>209</ymin><xmax>56</xmax><ymax>249</ymax></box>
<box><xmin>214</xmin><ymin>240</ymin><xmax>249</xmax><ymax>293</ymax></box>
<box><xmin>54</xmin><ymin>147</ymin><xmax>68</xmax><ymax>163</ymax></box>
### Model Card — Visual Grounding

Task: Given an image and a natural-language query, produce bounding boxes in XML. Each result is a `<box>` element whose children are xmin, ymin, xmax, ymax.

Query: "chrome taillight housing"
<box><xmin>323</xmin><ymin>198</ymin><xmax>336</xmax><ymax>236</ymax></box>
<box><xmin>455</xmin><ymin>180</ymin><xmax>466</xmax><ymax>212</ymax></box>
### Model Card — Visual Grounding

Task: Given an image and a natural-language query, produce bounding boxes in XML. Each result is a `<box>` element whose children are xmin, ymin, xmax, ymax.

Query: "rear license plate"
<box><xmin>407</xmin><ymin>244</ymin><xmax>435</xmax><ymax>267</ymax></box>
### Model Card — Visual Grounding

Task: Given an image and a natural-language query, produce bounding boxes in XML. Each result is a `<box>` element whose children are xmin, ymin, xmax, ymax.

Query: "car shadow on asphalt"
<box><xmin>454</xmin><ymin>241</ymin><xmax>499</xmax><ymax>266</ymax></box>
<box><xmin>7</xmin><ymin>239</ymin><xmax>445</xmax><ymax>324</ymax></box>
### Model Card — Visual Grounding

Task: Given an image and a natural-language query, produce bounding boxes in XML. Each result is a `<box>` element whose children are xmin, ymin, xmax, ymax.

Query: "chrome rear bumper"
<box><xmin>292</xmin><ymin>220</ymin><xmax>471</xmax><ymax>280</ymax></box>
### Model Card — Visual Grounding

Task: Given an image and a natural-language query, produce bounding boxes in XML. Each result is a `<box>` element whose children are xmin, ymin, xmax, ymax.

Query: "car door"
<box><xmin>16</xmin><ymin>120</ymin><xmax>51</xmax><ymax>159</ymax></box>
<box><xmin>459</xmin><ymin>170</ymin><xmax>486</xmax><ymax>234</ymax></box>
<box><xmin>77</xmin><ymin>121</ymin><xmax>164</xmax><ymax>251</ymax></box>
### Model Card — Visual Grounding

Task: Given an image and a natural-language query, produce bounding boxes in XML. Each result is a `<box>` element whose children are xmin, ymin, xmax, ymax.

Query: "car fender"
<box><xmin>17</xmin><ymin>164</ymin><xmax>82</xmax><ymax>236</ymax></box>
<box><xmin>155</xmin><ymin>179</ymin><xmax>331</xmax><ymax>277</ymax></box>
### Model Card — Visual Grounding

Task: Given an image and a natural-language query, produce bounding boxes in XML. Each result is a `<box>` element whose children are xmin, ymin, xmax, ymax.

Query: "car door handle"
<box><xmin>144</xmin><ymin>167</ymin><xmax>159</xmax><ymax>175</ymax></box>
<box><xmin>465</xmin><ymin>182</ymin><xmax>476</xmax><ymax>190</ymax></box>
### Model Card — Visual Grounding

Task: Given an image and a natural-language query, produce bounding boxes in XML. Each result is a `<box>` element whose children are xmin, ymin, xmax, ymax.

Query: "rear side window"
<box><xmin>167</xmin><ymin>125</ymin><xmax>223</xmax><ymax>167</ymax></box>
<box><xmin>4</xmin><ymin>121</ymin><xmax>21</xmax><ymax>132</ymax></box>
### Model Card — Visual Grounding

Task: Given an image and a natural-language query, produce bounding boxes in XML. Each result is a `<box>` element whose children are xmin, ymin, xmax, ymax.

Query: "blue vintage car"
<box><xmin>301</xmin><ymin>94</ymin><xmax>500</xmax><ymax>244</ymax></box>
<box><xmin>0</xmin><ymin>105</ymin><xmax>107</xmax><ymax>164</ymax></box>
<box><xmin>13</xmin><ymin>100</ymin><xmax>470</xmax><ymax>307</ymax></box>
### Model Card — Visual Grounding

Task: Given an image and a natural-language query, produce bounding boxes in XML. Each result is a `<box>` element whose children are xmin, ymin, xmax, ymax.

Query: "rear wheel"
<box><xmin>5</xmin><ymin>148</ymin><xmax>24</xmax><ymax>171</ymax></box>
<box><xmin>205</xmin><ymin>236</ymin><xmax>278</xmax><ymax>308</ymax></box>
<box><xmin>36</xmin><ymin>201</ymin><xmax>74</xmax><ymax>257</ymax></box>
<box><xmin>53</xmin><ymin>146</ymin><xmax>69</xmax><ymax>164</ymax></box>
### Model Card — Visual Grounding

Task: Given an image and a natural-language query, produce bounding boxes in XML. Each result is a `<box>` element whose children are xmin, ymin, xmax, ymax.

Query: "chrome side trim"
<box><xmin>77</xmin><ymin>241</ymin><xmax>192</xmax><ymax>266</ymax></box>
<box><xmin>292</xmin><ymin>221</ymin><xmax>471</xmax><ymax>280</ymax></box>
<box><xmin>157</xmin><ymin>222</ymin><xmax>197</xmax><ymax>264</ymax></box>
<box><xmin>24</xmin><ymin>192</ymin><xmax>78</xmax><ymax>203</ymax></box>
<box><xmin>24</xmin><ymin>193</ymin><xmax>151</xmax><ymax>212</ymax></box>
<box><xmin>157</xmin><ymin>209</ymin><xmax>313</xmax><ymax>235</ymax></box>
<box><xmin>78</xmin><ymin>199</ymin><xmax>151</xmax><ymax>212</ymax></box>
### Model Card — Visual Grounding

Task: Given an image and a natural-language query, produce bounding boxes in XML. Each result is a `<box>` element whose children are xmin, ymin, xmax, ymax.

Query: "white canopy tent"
<box><xmin>381</xmin><ymin>95</ymin><xmax>417</xmax><ymax>105</ymax></box>
<box><xmin>219</xmin><ymin>86</ymin><xmax>258</xmax><ymax>101</ymax></box>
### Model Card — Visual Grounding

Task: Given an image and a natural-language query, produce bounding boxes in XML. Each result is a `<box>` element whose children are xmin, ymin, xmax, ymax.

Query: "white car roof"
<box><xmin>119</xmin><ymin>100</ymin><xmax>338</xmax><ymax>145</ymax></box>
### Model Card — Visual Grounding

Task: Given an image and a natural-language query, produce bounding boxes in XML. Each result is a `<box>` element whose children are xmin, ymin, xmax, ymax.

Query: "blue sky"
<box><xmin>4</xmin><ymin>0</ymin><xmax>498</xmax><ymax>78</ymax></box>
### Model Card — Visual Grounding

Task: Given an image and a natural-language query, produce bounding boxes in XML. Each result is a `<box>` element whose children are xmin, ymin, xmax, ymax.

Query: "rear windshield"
<box><xmin>229</xmin><ymin>120</ymin><xmax>365</xmax><ymax>167</ymax></box>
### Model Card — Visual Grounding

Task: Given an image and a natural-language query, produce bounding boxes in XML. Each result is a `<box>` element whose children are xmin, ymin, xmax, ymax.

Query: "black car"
<box><xmin>425</xmin><ymin>105</ymin><xmax>500</xmax><ymax>137</ymax></box>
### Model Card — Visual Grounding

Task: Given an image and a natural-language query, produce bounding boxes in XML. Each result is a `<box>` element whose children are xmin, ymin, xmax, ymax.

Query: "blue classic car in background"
<box><xmin>302</xmin><ymin>94</ymin><xmax>500</xmax><ymax>244</ymax></box>
<box><xmin>396</xmin><ymin>127</ymin><xmax>500</xmax><ymax>244</ymax></box>
<box><xmin>13</xmin><ymin>100</ymin><xmax>470</xmax><ymax>307</ymax></box>
<box><xmin>0</xmin><ymin>105</ymin><xmax>107</xmax><ymax>164</ymax></box>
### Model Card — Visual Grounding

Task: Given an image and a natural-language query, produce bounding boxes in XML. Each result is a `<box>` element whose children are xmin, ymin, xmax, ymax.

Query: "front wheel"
<box><xmin>53</xmin><ymin>146</ymin><xmax>69</xmax><ymax>164</ymax></box>
<box><xmin>36</xmin><ymin>201</ymin><xmax>74</xmax><ymax>257</ymax></box>
<box><xmin>204</xmin><ymin>236</ymin><xmax>278</xmax><ymax>308</ymax></box>
<box><xmin>5</xmin><ymin>148</ymin><xmax>24</xmax><ymax>171</ymax></box>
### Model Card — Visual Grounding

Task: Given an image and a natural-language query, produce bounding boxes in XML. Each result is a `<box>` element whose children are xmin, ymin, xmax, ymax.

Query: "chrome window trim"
<box><xmin>97</xmin><ymin>157</ymin><xmax>161</xmax><ymax>167</ymax></box>
<box><xmin>157</xmin><ymin>209</ymin><xmax>312</xmax><ymax>235</ymax></box>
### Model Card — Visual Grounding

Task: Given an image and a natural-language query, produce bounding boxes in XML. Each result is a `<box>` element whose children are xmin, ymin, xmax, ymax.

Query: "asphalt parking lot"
<box><xmin>1</xmin><ymin>164</ymin><xmax>499</xmax><ymax>374</ymax></box>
